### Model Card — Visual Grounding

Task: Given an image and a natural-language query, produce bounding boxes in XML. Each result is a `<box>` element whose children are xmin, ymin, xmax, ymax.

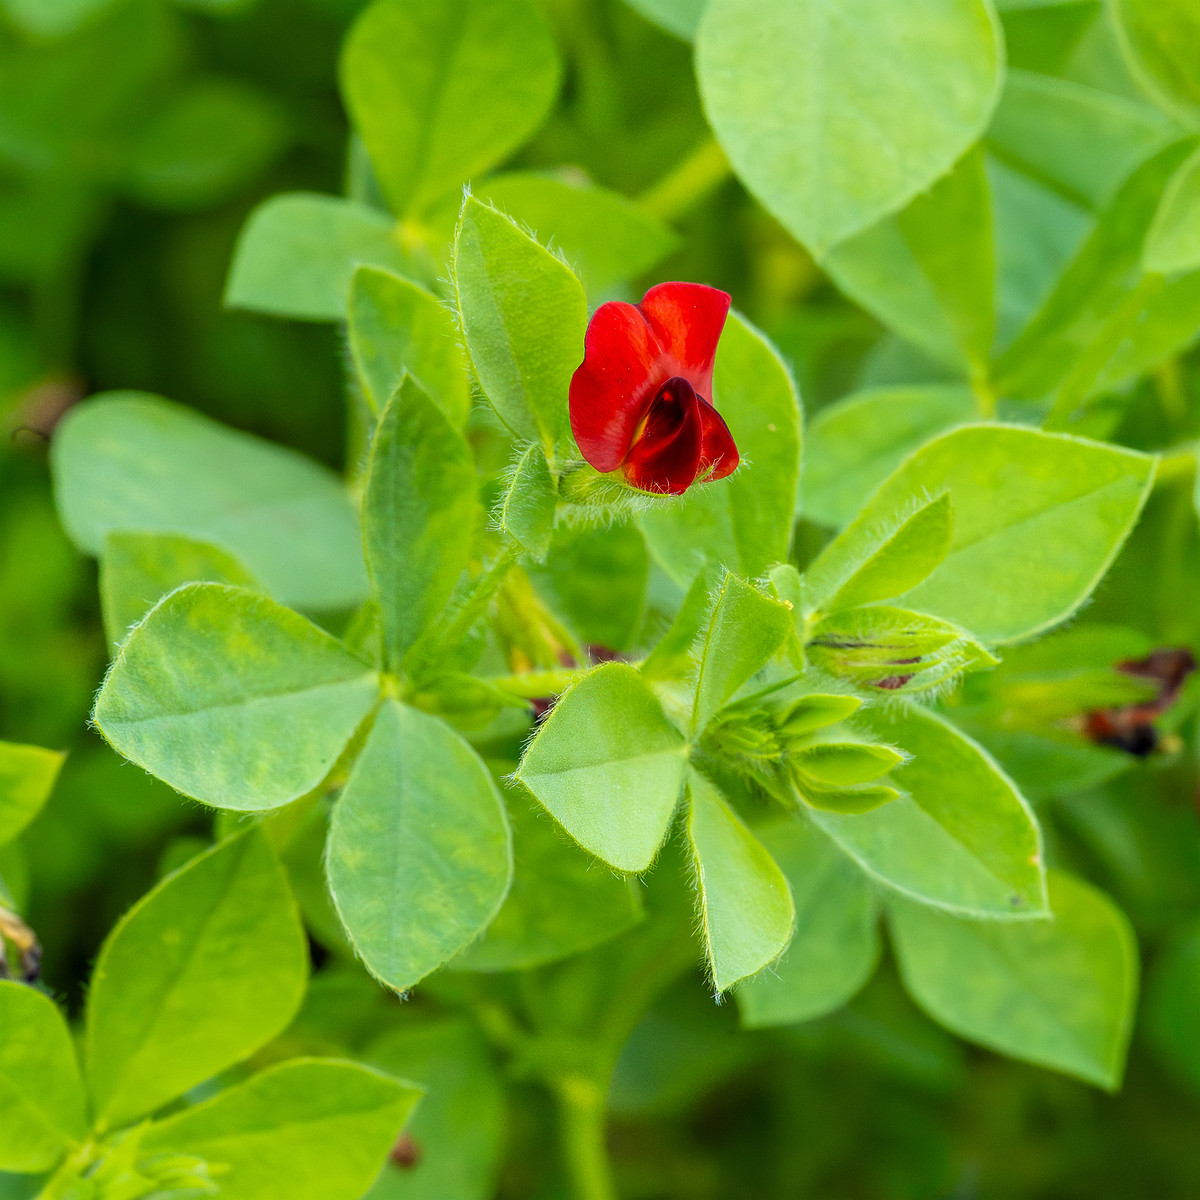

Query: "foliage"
<box><xmin>5</xmin><ymin>0</ymin><xmax>1200</xmax><ymax>1198</ymax></box>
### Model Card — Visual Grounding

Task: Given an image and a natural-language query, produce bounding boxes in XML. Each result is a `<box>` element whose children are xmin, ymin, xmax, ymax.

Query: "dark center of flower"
<box><xmin>622</xmin><ymin>376</ymin><xmax>705</xmax><ymax>495</ymax></box>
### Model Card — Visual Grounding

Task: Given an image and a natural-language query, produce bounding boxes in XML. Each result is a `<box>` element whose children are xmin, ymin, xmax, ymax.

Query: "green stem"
<box><xmin>489</xmin><ymin>667</ymin><xmax>588</xmax><ymax>699</ymax></box>
<box><xmin>557</xmin><ymin>1076</ymin><xmax>618</xmax><ymax>1200</ymax></box>
<box><xmin>638</xmin><ymin>137</ymin><xmax>733</xmax><ymax>223</ymax></box>
<box><xmin>1154</xmin><ymin>442</ymin><xmax>1198</xmax><ymax>488</ymax></box>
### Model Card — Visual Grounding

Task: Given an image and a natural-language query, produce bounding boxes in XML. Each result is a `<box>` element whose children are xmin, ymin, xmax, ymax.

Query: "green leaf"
<box><xmin>496</xmin><ymin>444</ymin><xmax>557</xmax><ymax>560</ymax></box>
<box><xmin>52</xmin><ymin>393</ymin><xmax>369</xmax><ymax>612</ymax></box>
<box><xmin>687</xmin><ymin>771</ymin><xmax>794</xmax><ymax>992</ymax></box>
<box><xmin>85</xmin><ymin>829</ymin><xmax>309</xmax><ymax>1130</ymax></box>
<box><xmin>0</xmin><ymin>982</ymin><xmax>87</xmax><ymax>1173</ymax></box>
<box><xmin>93</xmin><ymin>583</ymin><xmax>379</xmax><ymax>811</ymax></box>
<box><xmin>692</xmin><ymin>574</ymin><xmax>792</xmax><ymax>735</ymax></box>
<box><xmin>806</xmin><ymin>425</ymin><xmax>1154</xmax><ymax>645</ymax></box>
<box><xmin>823</xmin><ymin>146</ymin><xmax>995</xmax><ymax>371</ymax></box>
<box><xmin>225</xmin><ymin>193</ymin><xmax>412</xmax><ymax>322</ymax></box>
<box><xmin>363</xmin><ymin>1021</ymin><xmax>503</xmax><ymax>1200</ymax></box>
<box><xmin>888</xmin><ymin>870</ymin><xmax>1137</xmax><ymax>1089</ymax></box>
<box><xmin>340</xmin><ymin>0</ymin><xmax>560</xmax><ymax>217</ymax></box>
<box><xmin>801</xmin><ymin>385</ymin><xmax>978</xmax><ymax>528</ymax></box>
<box><xmin>0</xmin><ymin>741</ymin><xmax>64</xmax><ymax>846</ymax></box>
<box><xmin>458</xmin><ymin>172</ymin><xmax>679</xmax><ymax>295</ymax></box>
<box><xmin>622</xmin><ymin>0</ymin><xmax>706</xmax><ymax>40</ymax></box>
<box><xmin>994</xmin><ymin>140</ymin><xmax>1197</xmax><ymax>408</ymax></box>
<box><xmin>363</xmin><ymin>380</ymin><xmax>478</xmax><ymax>670</ymax></box>
<box><xmin>818</xmin><ymin>494</ymin><xmax>954</xmax><ymax>614</ymax></box>
<box><xmin>810</xmin><ymin>705</ymin><xmax>1048</xmax><ymax>918</ymax></box>
<box><xmin>99</xmin><ymin>530</ymin><xmax>258</xmax><ymax>653</ymax></box>
<box><xmin>779</xmin><ymin>693</ymin><xmax>863</xmax><ymax>736</ymax></box>
<box><xmin>451</xmin><ymin>789</ymin><xmax>642</xmax><ymax>971</ymax></box>
<box><xmin>737</xmin><ymin>820</ymin><xmax>880</xmax><ymax>1027</ymax></box>
<box><xmin>1145</xmin><ymin>918</ymin><xmax>1200</xmax><ymax>1094</ymax></box>
<box><xmin>142</xmin><ymin>1058</ymin><xmax>420</xmax><ymax>1200</ymax></box>
<box><xmin>641</xmin><ymin>313</ymin><xmax>803</xmax><ymax>585</ymax></box>
<box><xmin>987</xmin><ymin>70</ymin><xmax>1178</xmax><ymax>210</ymax></box>
<box><xmin>695</xmin><ymin>0</ymin><xmax>1003</xmax><ymax>255</ymax></box>
<box><xmin>515</xmin><ymin>662</ymin><xmax>687</xmax><ymax>873</ymax></box>
<box><xmin>348</xmin><ymin>267</ymin><xmax>470</xmax><ymax>424</ymax></box>
<box><xmin>1111</xmin><ymin>0</ymin><xmax>1200</xmax><ymax>125</ymax></box>
<box><xmin>1144</xmin><ymin>144</ymin><xmax>1200</xmax><ymax>273</ymax></box>
<box><xmin>451</xmin><ymin>196</ymin><xmax>588</xmax><ymax>455</ymax></box>
<box><xmin>124</xmin><ymin>79</ymin><xmax>285</xmax><ymax>211</ymax></box>
<box><xmin>327</xmin><ymin>699</ymin><xmax>512</xmax><ymax>991</ymax></box>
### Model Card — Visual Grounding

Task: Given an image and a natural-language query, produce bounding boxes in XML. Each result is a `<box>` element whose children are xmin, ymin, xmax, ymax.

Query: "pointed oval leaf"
<box><xmin>340</xmin><ymin>0</ymin><xmax>560</xmax><ymax>217</ymax></box>
<box><xmin>692</xmin><ymin>574</ymin><xmax>793</xmax><ymax>735</ymax></box>
<box><xmin>327</xmin><ymin>700</ymin><xmax>512</xmax><ymax>992</ymax></box>
<box><xmin>516</xmin><ymin>662</ymin><xmax>687</xmax><ymax>873</ymax></box>
<box><xmin>888</xmin><ymin>870</ymin><xmax>1137</xmax><ymax>1089</ymax></box>
<box><xmin>0</xmin><ymin>982</ymin><xmax>87</xmax><ymax>1173</ymax></box>
<box><xmin>52</xmin><ymin>393</ymin><xmax>368</xmax><ymax>611</ymax></box>
<box><xmin>794</xmin><ymin>742</ymin><xmax>905</xmax><ymax>787</ymax></box>
<box><xmin>696</xmin><ymin>0</ymin><xmax>1003</xmax><ymax>255</ymax></box>
<box><xmin>737</xmin><ymin>820</ymin><xmax>880</xmax><ymax>1027</ymax></box>
<box><xmin>1111</xmin><ymin>0</ymin><xmax>1200</xmax><ymax>126</ymax></box>
<box><xmin>363</xmin><ymin>380</ymin><xmax>478</xmax><ymax>670</ymax></box>
<box><xmin>452</xmin><ymin>197</ymin><xmax>587</xmax><ymax>454</ymax></box>
<box><xmin>809</xmin><ymin>705</ymin><xmax>1048</xmax><ymax>919</ymax></box>
<box><xmin>93</xmin><ymin>583</ymin><xmax>379</xmax><ymax>811</ymax></box>
<box><xmin>496</xmin><ymin>444</ymin><xmax>557</xmax><ymax>560</ymax></box>
<box><xmin>85</xmin><ymin>829</ymin><xmax>309</xmax><ymax>1131</ymax></box>
<box><xmin>348</xmin><ymin>267</ymin><xmax>470</xmax><ymax>424</ymax></box>
<box><xmin>688</xmin><ymin>771</ymin><xmax>795</xmax><ymax>992</ymax></box>
<box><xmin>642</xmin><ymin>313</ymin><xmax>802</xmax><ymax>585</ymax></box>
<box><xmin>143</xmin><ymin>1058</ymin><xmax>420</xmax><ymax>1200</ymax></box>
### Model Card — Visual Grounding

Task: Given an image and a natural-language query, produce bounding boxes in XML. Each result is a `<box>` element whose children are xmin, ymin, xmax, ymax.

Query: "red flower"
<box><xmin>569</xmin><ymin>282</ymin><xmax>739</xmax><ymax>495</ymax></box>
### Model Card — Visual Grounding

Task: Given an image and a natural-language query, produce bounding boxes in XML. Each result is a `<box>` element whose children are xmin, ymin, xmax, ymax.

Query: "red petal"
<box><xmin>569</xmin><ymin>301</ymin><xmax>667</xmax><ymax>472</ymax></box>
<box><xmin>696</xmin><ymin>398</ymin><xmax>739</xmax><ymax>482</ymax></box>
<box><xmin>639</xmin><ymin>282</ymin><xmax>731</xmax><ymax>401</ymax></box>
<box><xmin>623</xmin><ymin>377</ymin><xmax>704</xmax><ymax>495</ymax></box>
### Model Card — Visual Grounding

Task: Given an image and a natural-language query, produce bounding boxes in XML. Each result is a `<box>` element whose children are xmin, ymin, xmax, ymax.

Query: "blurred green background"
<box><xmin>5</xmin><ymin>1</ymin><xmax>1200</xmax><ymax>1197</ymax></box>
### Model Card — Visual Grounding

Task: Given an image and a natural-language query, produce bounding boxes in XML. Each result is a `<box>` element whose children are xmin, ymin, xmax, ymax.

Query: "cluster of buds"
<box><xmin>703</xmin><ymin>686</ymin><xmax>906</xmax><ymax>815</ymax></box>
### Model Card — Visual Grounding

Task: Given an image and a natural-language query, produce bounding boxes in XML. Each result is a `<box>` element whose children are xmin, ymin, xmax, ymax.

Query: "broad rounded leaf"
<box><xmin>143</xmin><ymin>1058</ymin><xmax>420</xmax><ymax>1200</ymax></box>
<box><xmin>516</xmin><ymin>662</ymin><xmax>687</xmax><ymax>873</ymax></box>
<box><xmin>737</xmin><ymin>820</ymin><xmax>880</xmax><ymax>1027</ymax></box>
<box><xmin>801</xmin><ymin>384</ymin><xmax>978</xmax><ymax>528</ymax></box>
<box><xmin>807</xmin><ymin>425</ymin><xmax>1155</xmax><ymax>644</ymax></box>
<box><xmin>225</xmin><ymin>193</ymin><xmax>413</xmax><ymax>322</ymax></box>
<box><xmin>688</xmin><ymin>771</ymin><xmax>794</xmax><ymax>992</ymax></box>
<box><xmin>327</xmin><ymin>700</ymin><xmax>513</xmax><ymax>991</ymax></box>
<box><xmin>642</xmin><ymin>313</ymin><xmax>802</xmax><ymax>585</ymax></box>
<box><xmin>340</xmin><ymin>0</ymin><xmax>560</xmax><ymax>217</ymax></box>
<box><xmin>93</xmin><ymin>584</ymin><xmax>379</xmax><ymax>811</ymax></box>
<box><xmin>85</xmin><ymin>829</ymin><xmax>309</xmax><ymax>1130</ymax></box>
<box><xmin>0</xmin><ymin>982</ymin><xmax>87</xmax><ymax>1173</ymax></box>
<box><xmin>889</xmin><ymin>871</ymin><xmax>1137</xmax><ymax>1089</ymax></box>
<box><xmin>52</xmin><ymin>393</ymin><xmax>368</xmax><ymax>611</ymax></box>
<box><xmin>810</xmin><ymin>705</ymin><xmax>1048</xmax><ymax>919</ymax></box>
<box><xmin>696</xmin><ymin>0</ymin><xmax>1004</xmax><ymax>255</ymax></box>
